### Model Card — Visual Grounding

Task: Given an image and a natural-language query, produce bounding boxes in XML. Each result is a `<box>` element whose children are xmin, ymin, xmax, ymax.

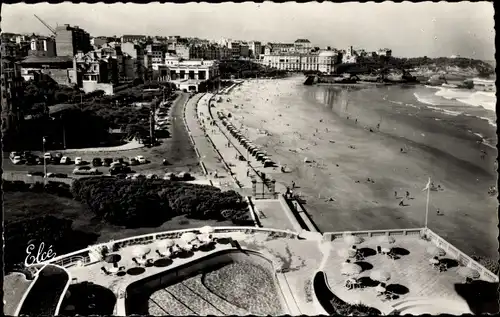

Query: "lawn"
<box><xmin>202</xmin><ymin>261</ymin><xmax>284</xmax><ymax>316</ymax></box>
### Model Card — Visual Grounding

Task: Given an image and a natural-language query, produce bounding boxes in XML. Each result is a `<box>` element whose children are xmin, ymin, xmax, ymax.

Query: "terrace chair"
<box><xmin>118</xmin><ymin>266</ymin><xmax>125</xmax><ymax>272</ymax></box>
<box><xmin>439</xmin><ymin>263</ymin><xmax>448</xmax><ymax>272</ymax></box>
<box><xmin>132</xmin><ymin>258</ymin><xmax>140</xmax><ymax>265</ymax></box>
<box><xmin>156</xmin><ymin>250</ymin><xmax>165</xmax><ymax>257</ymax></box>
<box><xmin>101</xmin><ymin>267</ymin><xmax>111</xmax><ymax>275</ymax></box>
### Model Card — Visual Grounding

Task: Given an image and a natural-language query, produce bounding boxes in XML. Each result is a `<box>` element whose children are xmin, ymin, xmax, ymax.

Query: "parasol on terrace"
<box><xmin>370</xmin><ymin>270</ymin><xmax>391</xmax><ymax>282</ymax></box>
<box><xmin>181</xmin><ymin>232</ymin><xmax>198</xmax><ymax>244</ymax></box>
<box><xmin>426</xmin><ymin>246</ymin><xmax>446</xmax><ymax>257</ymax></box>
<box><xmin>337</xmin><ymin>248</ymin><xmax>357</xmax><ymax>258</ymax></box>
<box><xmin>344</xmin><ymin>234</ymin><xmax>364</xmax><ymax>245</ymax></box>
<box><xmin>457</xmin><ymin>267</ymin><xmax>480</xmax><ymax>279</ymax></box>
<box><xmin>132</xmin><ymin>246</ymin><xmax>151</xmax><ymax>259</ymax></box>
<box><xmin>377</xmin><ymin>235</ymin><xmax>396</xmax><ymax>245</ymax></box>
<box><xmin>200</xmin><ymin>226</ymin><xmax>215</xmax><ymax>234</ymax></box>
<box><xmin>341</xmin><ymin>263</ymin><xmax>362</xmax><ymax>276</ymax></box>
<box><xmin>158</xmin><ymin>239</ymin><xmax>175</xmax><ymax>249</ymax></box>
<box><xmin>104</xmin><ymin>254</ymin><xmax>122</xmax><ymax>268</ymax></box>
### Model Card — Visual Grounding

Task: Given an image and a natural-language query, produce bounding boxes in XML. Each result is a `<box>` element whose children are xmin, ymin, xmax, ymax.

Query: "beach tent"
<box><xmin>264</xmin><ymin>159</ymin><xmax>274</xmax><ymax>167</ymax></box>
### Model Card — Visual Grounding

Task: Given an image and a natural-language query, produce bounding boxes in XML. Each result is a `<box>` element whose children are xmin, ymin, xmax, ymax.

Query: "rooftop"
<box><xmin>19</xmin><ymin>56</ymin><xmax>73</xmax><ymax>65</ymax></box>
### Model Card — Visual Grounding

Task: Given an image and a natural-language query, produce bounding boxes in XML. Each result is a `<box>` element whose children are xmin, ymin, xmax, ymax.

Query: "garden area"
<box><xmin>18</xmin><ymin>265</ymin><xmax>69</xmax><ymax>316</ymax></box>
<box><xmin>4</xmin><ymin>177</ymin><xmax>251</xmax><ymax>272</ymax></box>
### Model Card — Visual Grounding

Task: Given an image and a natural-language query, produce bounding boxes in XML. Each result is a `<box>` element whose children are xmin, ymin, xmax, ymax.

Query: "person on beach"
<box><xmin>399</xmin><ymin>199</ymin><xmax>405</xmax><ymax>206</ymax></box>
<box><xmin>406</xmin><ymin>191</ymin><xmax>410</xmax><ymax>198</ymax></box>
<box><xmin>292</xmin><ymin>181</ymin><xmax>296</xmax><ymax>189</ymax></box>
<box><xmin>355</xmin><ymin>119</ymin><xmax>358</xmax><ymax>124</ymax></box>
<box><xmin>377</xmin><ymin>123</ymin><xmax>380</xmax><ymax>129</ymax></box>
<box><xmin>395</xmin><ymin>191</ymin><xmax>398</xmax><ymax>198</ymax></box>
<box><xmin>436</xmin><ymin>208</ymin><xmax>441</xmax><ymax>215</ymax></box>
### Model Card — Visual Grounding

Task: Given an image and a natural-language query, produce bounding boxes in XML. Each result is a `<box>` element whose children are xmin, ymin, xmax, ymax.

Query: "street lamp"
<box><xmin>42</xmin><ymin>136</ymin><xmax>47</xmax><ymax>181</ymax></box>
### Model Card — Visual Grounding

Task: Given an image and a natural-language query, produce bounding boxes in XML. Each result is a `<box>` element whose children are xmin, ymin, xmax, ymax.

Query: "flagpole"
<box><xmin>424</xmin><ymin>177</ymin><xmax>431</xmax><ymax>228</ymax></box>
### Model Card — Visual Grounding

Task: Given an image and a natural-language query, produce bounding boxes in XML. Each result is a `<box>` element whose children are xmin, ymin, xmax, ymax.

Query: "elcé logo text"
<box><xmin>25</xmin><ymin>242</ymin><xmax>57</xmax><ymax>267</ymax></box>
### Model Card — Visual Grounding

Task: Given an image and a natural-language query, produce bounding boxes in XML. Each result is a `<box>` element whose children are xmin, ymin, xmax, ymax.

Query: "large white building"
<box><xmin>259</xmin><ymin>50</ymin><xmax>340</xmax><ymax>73</ymax></box>
<box><xmin>167</xmin><ymin>59</ymin><xmax>220</xmax><ymax>92</ymax></box>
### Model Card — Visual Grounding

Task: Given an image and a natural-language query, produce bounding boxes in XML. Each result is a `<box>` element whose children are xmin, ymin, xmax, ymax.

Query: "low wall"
<box><xmin>2</xmin><ymin>172</ymin><xmax>74</xmax><ymax>185</ymax></box>
<box><xmin>278</xmin><ymin>195</ymin><xmax>305</xmax><ymax>233</ymax></box>
<box><xmin>322</xmin><ymin>228</ymin><xmax>423</xmax><ymax>242</ymax></box>
<box><xmin>125</xmin><ymin>249</ymin><xmax>290</xmax><ymax>315</ymax></box>
<box><xmin>424</xmin><ymin>228</ymin><xmax>499</xmax><ymax>282</ymax></box>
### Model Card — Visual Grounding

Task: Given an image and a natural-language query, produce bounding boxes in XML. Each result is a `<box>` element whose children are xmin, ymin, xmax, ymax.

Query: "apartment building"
<box><xmin>249</xmin><ymin>41</ymin><xmax>262</xmax><ymax>59</ymax></box>
<box><xmin>121</xmin><ymin>42</ymin><xmax>145</xmax><ymax>80</ymax></box>
<box><xmin>55</xmin><ymin>24</ymin><xmax>91</xmax><ymax>57</ymax></box>
<box><xmin>1</xmin><ymin>57</ymin><xmax>24</xmax><ymax>137</ymax></box>
<box><xmin>121</xmin><ymin>35</ymin><xmax>147</xmax><ymax>44</ymax></box>
<box><xmin>29</xmin><ymin>36</ymin><xmax>56</xmax><ymax>57</ymax></box>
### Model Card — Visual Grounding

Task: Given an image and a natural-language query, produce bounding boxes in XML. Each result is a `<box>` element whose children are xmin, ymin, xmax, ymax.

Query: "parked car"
<box><xmin>27</xmin><ymin>171</ymin><xmax>45</xmax><ymax>177</ymax></box>
<box><xmin>74</xmin><ymin>157</ymin><xmax>83</xmax><ymax>165</ymax></box>
<box><xmin>10</xmin><ymin>155</ymin><xmax>24</xmax><ymax>165</ymax></box>
<box><xmin>136</xmin><ymin>155</ymin><xmax>147</xmax><ymax>164</ymax></box>
<box><xmin>25</xmin><ymin>155</ymin><xmax>38</xmax><ymax>165</ymax></box>
<box><xmin>129</xmin><ymin>158</ymin><xmax>139</xmax><ymax>166</ymax></box>
<box><xmin>103</xmin><ymin>158</ymin><xmax>113</xmax><ymax>167</ymax></box>
<box><xmin>43</xmin><ymin>152</ymin><xmax>52</xmax><ymax>161</ymax></box>
<box><xmin>10</xmin><ymin>151</ymin><xmax>21</xmax><ymax>160</ymax></box>
<box><xmin>146</xmin><ymin>174</ymin><xmax>159</xmax><ymax>179</ymax></box>
<box><xmin>21</xmin><ymin>151</ymin><xmax>33</xmax><ymax>159</ymax></box>
<box><xmin>60</xmin><ymin>156</ymin><xmax>71</xmax><ymax>164</ymax></box>
<box><xmin>92</xmin><ymin>157</ymin><xmax>103</xmax><ymax>167</ymax></box>
<box><xmin>109</xmin><ymin>165</ymin><xmax>132</xmax><ymax>175</ymax></box>
<box><xmin>73</xmin><ymin>166</ymin><xmax>99</xmax><ymax>175</ymax></box>
<box><xmin>115</xmin><ymin>173</ymin><xmax>128</xmax><ymax>179</ymax></box>
<box><xmin>46</xmin><ymin>173</ymin><xmax>67</xmax><ymax>178</ymax></box>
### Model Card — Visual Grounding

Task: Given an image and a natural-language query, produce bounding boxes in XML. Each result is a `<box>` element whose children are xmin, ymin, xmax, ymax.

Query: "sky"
<box><xmin>2</xmin><ymin>1</ymin><xmax>495</xmax><ymax>60</ymax></box>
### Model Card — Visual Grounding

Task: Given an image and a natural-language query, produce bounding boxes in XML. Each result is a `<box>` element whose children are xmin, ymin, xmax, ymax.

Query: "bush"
<box><xmin>71</xmin><ymin>177</ymin><xmax>248</xmax><ymax>228</ymax></box>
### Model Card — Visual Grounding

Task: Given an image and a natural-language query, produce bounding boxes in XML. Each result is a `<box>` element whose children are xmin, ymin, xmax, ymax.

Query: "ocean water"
<box><xmin>225</xmin><ymin>77</ymin><xmax>498</xmax><ymax>258</ymax></box>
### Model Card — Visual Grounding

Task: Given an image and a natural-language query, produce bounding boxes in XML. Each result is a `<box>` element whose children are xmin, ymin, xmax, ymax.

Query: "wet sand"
<box><xmin>218</xmin><ymin>76</ymin><xmax>498</xmax><ymax>259</ymax></box>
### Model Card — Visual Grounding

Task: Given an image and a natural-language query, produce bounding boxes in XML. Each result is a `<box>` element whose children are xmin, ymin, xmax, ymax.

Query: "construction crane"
<box><xmin>34</xmin><ymin>14</ymin><xmax>56</xmax><ymax>35</ymax></box>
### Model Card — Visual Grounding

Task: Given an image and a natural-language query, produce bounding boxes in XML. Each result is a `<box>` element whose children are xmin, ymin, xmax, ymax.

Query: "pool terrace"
<box><xmin>6</xmin><ymin>226</ymin><xmax>498</xmax><ymax>316</ymax></box>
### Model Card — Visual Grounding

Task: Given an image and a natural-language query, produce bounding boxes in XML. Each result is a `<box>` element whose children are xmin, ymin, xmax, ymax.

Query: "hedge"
<box><xmin>71</xmin><ymin>177</ymin><xmax>251</xmax><ymax>228</ymax></box>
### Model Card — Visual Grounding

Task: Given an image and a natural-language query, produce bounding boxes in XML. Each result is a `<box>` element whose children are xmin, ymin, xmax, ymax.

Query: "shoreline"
<box><xmin>217</xmin><ymin>77</ymin><xmax>497</xmax><ymax>259</ymax></box>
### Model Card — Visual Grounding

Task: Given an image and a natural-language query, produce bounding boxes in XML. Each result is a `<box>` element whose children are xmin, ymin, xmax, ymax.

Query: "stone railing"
<box><xmin>47</xmin><ymin>226</ymin><xmax>300</xmax><ymax>269</ymax></box>
<box><xmin>423</xmin><ymin>228</ymin><xmax>499</xmax><ymax>282</ymax></box>
<box><xmin>322</xmin><ymin>228</ymin><xmax>423</xmax><ymax>242</ymax></box>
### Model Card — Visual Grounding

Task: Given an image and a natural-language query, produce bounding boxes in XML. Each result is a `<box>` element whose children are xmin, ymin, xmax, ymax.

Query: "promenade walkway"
<box><xmin>184</xmin><ymin>94</ymin><xmax>236</xmax><ymax>191</ymax></box>
<box><xmin>199</xmin><ymin>93</ymin><xmax>287</xmax><ymax>195</ymax></box>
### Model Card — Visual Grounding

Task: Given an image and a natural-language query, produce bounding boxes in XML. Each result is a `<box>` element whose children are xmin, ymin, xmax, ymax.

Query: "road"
<box><xmin>2</xmin><ymin>93</ymin><xmax>200</xmax><ymax>178</ymax></box>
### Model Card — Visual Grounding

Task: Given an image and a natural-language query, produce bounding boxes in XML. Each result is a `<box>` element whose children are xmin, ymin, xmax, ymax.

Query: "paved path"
<box><xmin>184</xmin><ymin>94</ymin><xmax>236</xmax><ymax>190</ymax></box>
<box><xmin>200</xmin><ymin>93</ymin><xmax>287</xmax><ymax>195</ymax></box>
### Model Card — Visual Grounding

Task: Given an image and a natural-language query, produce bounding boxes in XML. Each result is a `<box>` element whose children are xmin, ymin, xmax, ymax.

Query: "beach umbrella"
<box><xmin>344</xmin><ymin>234</ymin><xmax>364</xmax><ymax>245</ymax></box>
<box><xmin>198</xmin><ymin>233</ymin><xmax>212</xmax><ymax>244</ymax></box>
<box><xmin>104</xmin><ymin>254</ymin><xmax>122</xmax><ymax>268</ymax></box>
<box><xmin>370</xmin><ymin>270</ymin><xmax>391</xmax><ymax>282</ymax></box>
<box><xmin>377</xmin><ymin>235</ymin><xmax>396</xmax><ymax>245</ymax></box>
<box><xmin>337</xmin><ymin>248</ymin><xmax>357</xmax><ymax>258</ymax></box>
<box><xmin>426</xmin><ymin>246</ymin><xmax>446</xmax><ymax>257</ymax></box>
<box><xmin>341</xmin><ymin>263</ymin><xmax>362</xmax><ymax>276</ymax></box>
<box><xmin>132</xmin><ymin>246</ymin><xmax>151</xmax><ymax>258</ymax></box>
<box><xmin>457</xmin><ymin>267</ymin><xmax>480</xmax><ymax>279</ymax></box>
<box><xmin>200</xmin><ymin>226</ymin><xmax>215</xmax><ymax>234</ymax></box>
<box><xmin>158</xmin><ymin>239</ymin><xmax>174</xmax><ymax>249</ymax></box>
<box><xmin>181</xmin><ymin>232</ymin><xmax>197</xmax><ymax>243</ymax></box>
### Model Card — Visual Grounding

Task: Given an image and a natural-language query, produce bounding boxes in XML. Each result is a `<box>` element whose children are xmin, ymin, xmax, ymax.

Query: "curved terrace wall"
<box><xmin>124</xmin><ymin>249</ymin><xmax>290</xmax><ymax>315</ymax></box>
<box><xmin>47</xmin><ymin>226</ymin><xmax>299</xmax><ymax>268</ymax></box>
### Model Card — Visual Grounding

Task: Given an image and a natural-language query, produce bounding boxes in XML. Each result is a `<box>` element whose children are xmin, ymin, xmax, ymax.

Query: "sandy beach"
<box><xmin>216</xmin><ymin>76</ymin><xmax>498</xmax><ymax>259</ymax></box>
